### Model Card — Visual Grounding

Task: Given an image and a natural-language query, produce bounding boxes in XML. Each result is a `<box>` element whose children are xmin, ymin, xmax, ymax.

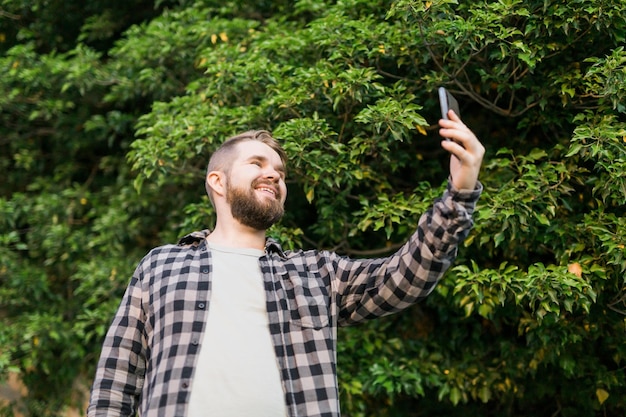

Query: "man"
<box><xmin>87</xmin><ymin>110</ymin><xmax>484</xmax><ymax>417</ymax></box>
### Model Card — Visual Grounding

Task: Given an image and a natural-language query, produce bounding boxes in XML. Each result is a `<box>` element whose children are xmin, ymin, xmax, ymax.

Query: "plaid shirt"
<box><xmin>87</xmin><ymin>182</ymin><xmax>481</xmax><ymax>417</ymax></box>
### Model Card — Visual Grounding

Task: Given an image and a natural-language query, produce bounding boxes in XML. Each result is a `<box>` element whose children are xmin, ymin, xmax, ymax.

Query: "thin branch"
<box><xmin>607</xmin><ymin>291</ymin><xmax>626</xmax><ymax>316</ymax></box>
<box><xmin>0</xmin><ymin>9</ymin><xmax>21</xmax><ymax>20</ymax></box>
<box><xmin>551</xmin><ymin>399</ymin><xmax>562</xmax><ymax>417</ymax></box>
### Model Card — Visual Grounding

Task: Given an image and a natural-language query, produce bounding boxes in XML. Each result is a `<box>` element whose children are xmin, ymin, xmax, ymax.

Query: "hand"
<box><xmin>438</xmin><ymin>110</ymin><xmax>485</xmax><ymax>191</ymax></box>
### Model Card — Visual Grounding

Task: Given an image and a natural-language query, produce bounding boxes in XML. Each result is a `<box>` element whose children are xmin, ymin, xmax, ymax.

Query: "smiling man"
<box><xmin>88</xmin><ymin>114</ymin><xmax>485</xmax><ymax>417</ymax></box>
<box><xmin>206</xmin><ymin>133</ymin><xmax>288</xmax><ymax>244</ymax></box>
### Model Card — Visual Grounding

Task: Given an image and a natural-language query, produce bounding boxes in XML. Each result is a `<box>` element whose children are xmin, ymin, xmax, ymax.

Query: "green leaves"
<box><xmin>355</xmin><ymin>96</ymin><xmax>427</xmax><ymax>140</ymax></box>
<box><xmin>570</xmin><ymin>112</ymin><xmax>626</xmax><ymax>205</ymax></box>
<box><xmin>2</xmin><ymin>0</ymin><xmax>626</xmax><ymax>415</ymax></box>
<box><xmin>449</xmin><ymin>260</ymin><xmax>595</xmax><ymax>322</ymax></box>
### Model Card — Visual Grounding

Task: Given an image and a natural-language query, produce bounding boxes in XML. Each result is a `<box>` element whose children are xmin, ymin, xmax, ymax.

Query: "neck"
<box><xmin>206</xmin><ymin>222</ymin><xmax>267</xmax><ymax>250</ymax></box>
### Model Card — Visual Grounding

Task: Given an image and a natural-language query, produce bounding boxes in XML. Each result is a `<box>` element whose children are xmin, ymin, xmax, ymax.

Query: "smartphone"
<box><xmin>438</xmin><ymin>87</ymin><xmax>461</xmax><ymax>120</ymax></box>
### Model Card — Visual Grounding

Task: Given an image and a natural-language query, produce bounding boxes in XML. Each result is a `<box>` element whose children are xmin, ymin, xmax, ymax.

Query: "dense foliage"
<box><xmin>1</xmin><ymin>0</ymin><xmax>624</xmax><ymax>416</ymax></box>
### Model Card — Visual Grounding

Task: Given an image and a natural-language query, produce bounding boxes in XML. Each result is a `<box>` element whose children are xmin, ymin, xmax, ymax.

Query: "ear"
<box><xmin>206</xmin><ymin>170</ymin><xmax>226</xmax><ymax>198</ymax></box>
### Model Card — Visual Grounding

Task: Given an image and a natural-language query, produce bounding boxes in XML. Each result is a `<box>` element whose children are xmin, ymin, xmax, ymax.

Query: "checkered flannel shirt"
<box><xmin>87</xmin><ymin>182</ymin><xmax>481</xmax><ymax>417</ymax></box>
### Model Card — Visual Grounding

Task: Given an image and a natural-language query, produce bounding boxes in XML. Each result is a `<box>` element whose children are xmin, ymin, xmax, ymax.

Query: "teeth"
<box><xmin>258</xmin><ymin>187</ymin><xmax>275</xmax><ymax>195</ymax></box>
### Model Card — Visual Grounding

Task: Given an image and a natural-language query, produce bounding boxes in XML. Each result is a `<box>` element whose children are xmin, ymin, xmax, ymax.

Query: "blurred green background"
<box><xmin>1</xmin><ymin>0</ymin><xmax>625</xmax><ymax>416</ymax></box>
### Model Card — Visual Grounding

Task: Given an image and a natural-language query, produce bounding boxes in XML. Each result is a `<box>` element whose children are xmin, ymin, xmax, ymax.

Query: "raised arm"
<box><xmin>333</xmin><ymin>113</ymin><xmax>484</xmax><ymax>325</ymax></box>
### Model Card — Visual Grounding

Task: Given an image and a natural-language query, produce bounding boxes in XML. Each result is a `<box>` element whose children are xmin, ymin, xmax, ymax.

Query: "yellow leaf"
<box><xmin>80</xmin><ymin>198</ymin><xmax>88</xmax><ymax>205</ymax></box>
<box><xmin>306</xmin><ymin>188</ymin><xmax>315</xmax><ymax>203</ymax></box>
<box><xmin>416</xmin><ymin>125</ymin><xmax>427</xmax><ymax>135</ymax></box>
<box><xmin>425</xmin><ymin>2</ymin><xmax>432</xmax><ymax>10</ymax></box>
<box><xmin>219</xmin><ymin>32</ymin><xmax>228</xmax><ymax>42</ymax></box>
<box><xmin>211</xmin><ymin>34</ymin><xmax>217</xmax><ymax>44</ymax></box>
<box><xmin>567</xmin><ymin>262</ymin><xmax>582</xmax><ymax>277</ymax></box>
<box><xmin>596</xmin><ymin>388</ymin><xmax>609</xmax><ymax>405</ymax></box>
<box><xmin>0</xmin><ymin>33</ymin><xmax>5</xmax><ymax>42</ymax></box>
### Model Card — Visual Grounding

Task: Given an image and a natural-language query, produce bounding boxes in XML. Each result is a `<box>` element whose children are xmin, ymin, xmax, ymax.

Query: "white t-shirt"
<box><xmin>187</xmin><ymin>242</ymin><xmax>288</xmax><ymax>417</ymax></box>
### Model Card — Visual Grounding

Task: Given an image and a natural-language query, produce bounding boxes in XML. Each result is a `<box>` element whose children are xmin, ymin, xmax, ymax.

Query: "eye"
<box><xmin>251</xmin><ymin>160</ymin><xmax>262</xmax><ymax>167</ymax></box>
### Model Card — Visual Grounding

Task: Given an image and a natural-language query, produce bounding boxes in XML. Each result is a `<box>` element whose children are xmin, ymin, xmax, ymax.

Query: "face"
<box><xmin>225</xmin><ymin>141</ymin><xmax>287</xmax><ymax>230</ymax></box>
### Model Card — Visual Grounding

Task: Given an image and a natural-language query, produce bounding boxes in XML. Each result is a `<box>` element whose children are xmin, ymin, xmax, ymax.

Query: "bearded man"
<box><xmin>88</xmin><ymin>112</ymin><xmax>484</xmax><ymax>417</ymax></box>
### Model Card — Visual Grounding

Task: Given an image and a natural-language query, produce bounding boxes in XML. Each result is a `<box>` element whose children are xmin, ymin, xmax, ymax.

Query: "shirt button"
<box><xmin>182</xmin><ymin>382</ymin><xmax>189</xmax><ymax>389</ymax></box>
<box><xmin>201</xmin><ymin>267</ymin><xmax>209</xmax><ymax>274</ymax></box>
<box><xmin>197</xmin><ymin>302</ymin><xmax>205</xmax><ymax>309</ymax></box>
<box><xmin>192</xmin><ymin>339</ymin><xmax>199</xmax><ymax>345</ymax></box>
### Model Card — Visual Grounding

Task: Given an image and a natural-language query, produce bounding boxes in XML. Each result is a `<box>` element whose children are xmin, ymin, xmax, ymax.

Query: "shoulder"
<box><xmin>137</xmin><ymin>234</ymin><xmax>208</xmax><ymax>271</ymax></box>
<box><xmin>144</xmin><ymin>243</ymin><xmax>188</xmax><ymax>260</ymax></box>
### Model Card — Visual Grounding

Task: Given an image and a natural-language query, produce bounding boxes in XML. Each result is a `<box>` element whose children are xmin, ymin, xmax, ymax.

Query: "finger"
<box><xmin>443</xmin><ymin>132</ymin><xmax>485</xmax><ymax>166</ymax></box>
<box><xmin>440</xmin><ymin>138</ymin><xmax>466</xmax><ymax>159</ymax></box>
<box><xmin>439</xmin><ymin>114</ymin><xmax>471</xmax><ymax>136</ymax></box>
<box><xmin>439</xmin><ymin>110</ymin><xmax>465</xmax><ymax>127</ymax></box>
<box><xmin>438</xmin><ymin>127</ymin><xmax>474</xmax><ymax>148</ymax></box>
<box><xmin>447</xmin><ymin>109</ymin><xmax>461</xmax><ymax>122</ymax></box>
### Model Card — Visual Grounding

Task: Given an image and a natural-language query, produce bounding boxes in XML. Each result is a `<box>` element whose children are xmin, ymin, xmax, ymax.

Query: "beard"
<box><xmin>226</xmin><ymin>179</ymin><xmax>285</xmax><ymax>230</ymax></box>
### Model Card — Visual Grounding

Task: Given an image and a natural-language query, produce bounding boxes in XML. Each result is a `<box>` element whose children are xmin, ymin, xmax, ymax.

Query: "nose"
<box><xmin>263</xmin><ymin>166</ymin><xmax>282</xmax><ymax>182</ymax></box>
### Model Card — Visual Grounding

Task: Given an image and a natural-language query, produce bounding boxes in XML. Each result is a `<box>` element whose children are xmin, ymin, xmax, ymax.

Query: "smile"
<box><xmin>256</xmin><ymin>186</ymin><xmax>277</xmax><ymax>197</ymax></box>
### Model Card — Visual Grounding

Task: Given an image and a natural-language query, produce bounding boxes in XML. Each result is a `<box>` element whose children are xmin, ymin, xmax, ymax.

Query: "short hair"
<box><xmin>205</xmin><ymin>130</ymin><xmax>287</xmax><ymax>202</ymax></box>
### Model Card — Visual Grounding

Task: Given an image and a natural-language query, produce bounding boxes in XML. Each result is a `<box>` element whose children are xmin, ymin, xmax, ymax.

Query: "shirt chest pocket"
<box><xmin>283</xmin><ymin>269</ymin><xmax>330</xmax><ymax>330</ymax></box>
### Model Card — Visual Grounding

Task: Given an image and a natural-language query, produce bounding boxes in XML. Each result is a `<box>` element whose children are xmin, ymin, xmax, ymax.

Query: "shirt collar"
<box><xmin>177</xmin><ymin>229</ymin><xmax>285</xmax><ymax>257</ymax></box>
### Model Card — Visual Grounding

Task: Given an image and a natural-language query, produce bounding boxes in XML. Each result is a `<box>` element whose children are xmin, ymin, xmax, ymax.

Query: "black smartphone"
<box><xmin>438</xmin><ymin>87</ymin><xmax>461</xmax><ymax>120</ymax></box>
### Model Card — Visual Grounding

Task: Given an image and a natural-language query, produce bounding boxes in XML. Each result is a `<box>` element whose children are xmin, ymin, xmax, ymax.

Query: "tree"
<box><xmin>1</xmin><ymin>0</ymin><xmax>624</xmax><ymax>415</ymax></box>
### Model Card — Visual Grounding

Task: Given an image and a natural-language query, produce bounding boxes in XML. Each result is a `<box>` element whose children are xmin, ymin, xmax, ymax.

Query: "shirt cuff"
<box><xmin>445</xmin><ymin>179</ymin><xmax>483</xmax><ymax>216</ymax></box>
